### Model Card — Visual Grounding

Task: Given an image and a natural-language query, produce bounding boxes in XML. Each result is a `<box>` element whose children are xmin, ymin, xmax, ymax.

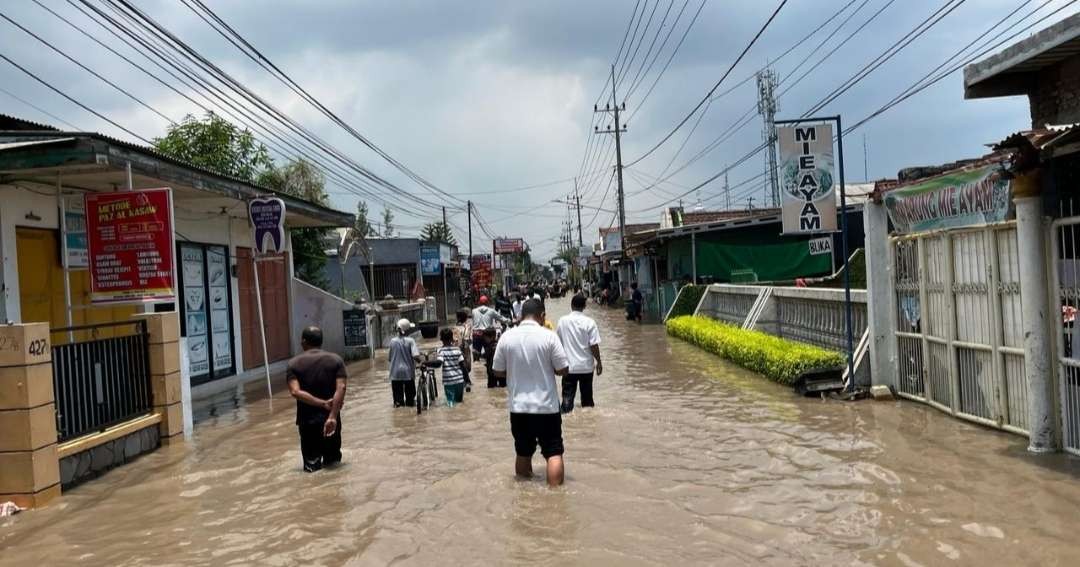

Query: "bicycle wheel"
<box><xmin>429</xmin><ymin>374</ymin><xmax>438</xmax><ymax>401</ymax></box>
<box><xmin>416</xmin><ymin>376</ymin><xmax>424</xmax><ymax>415</ymax></box>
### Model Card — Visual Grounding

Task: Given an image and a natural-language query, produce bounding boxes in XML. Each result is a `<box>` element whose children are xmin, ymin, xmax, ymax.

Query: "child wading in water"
<box><xmin>438</xmin><ymin>328</ymin><xmax>469</xmax><ymax>406</ymax></box>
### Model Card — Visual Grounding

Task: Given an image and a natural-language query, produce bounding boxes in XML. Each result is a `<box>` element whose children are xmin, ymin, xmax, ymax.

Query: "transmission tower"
<box><xmin>757</xmin><ymin>68</ymin><xmax>780</xmax><ymax>208</ymax></box>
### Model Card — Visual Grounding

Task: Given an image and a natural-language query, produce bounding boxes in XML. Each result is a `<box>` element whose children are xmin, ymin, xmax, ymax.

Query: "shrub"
<box><xmin>666</xmin><ymin>315</ymin><xmax>845</xmax><ymax>385</ymax></box>
<box><xmin>668</xmin><ymin>285</ymin><xmax>706</xmax><ymax>319</ymax></box>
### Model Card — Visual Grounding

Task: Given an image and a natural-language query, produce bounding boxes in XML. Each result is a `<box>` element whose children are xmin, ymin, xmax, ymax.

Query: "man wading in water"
<box><xmin>493</xmin><ymin>299</ymin><xmax>570</xmax><ymax>487</ymax></box>
<box><xmin>286</xmin><ymin>326</ymin><xmax>347</xmax><ymax>472</ymax></box>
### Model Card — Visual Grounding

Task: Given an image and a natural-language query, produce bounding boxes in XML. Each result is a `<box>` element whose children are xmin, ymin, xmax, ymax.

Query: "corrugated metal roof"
<box><xmin>0</xmin><ymin>126</ymin><xmax>353</xmax><ymax>226</ymax></box>
<box><xmin>0</xmin><ymin>137</ymin><xmax>74</xmax><ymax>151</ymax></box>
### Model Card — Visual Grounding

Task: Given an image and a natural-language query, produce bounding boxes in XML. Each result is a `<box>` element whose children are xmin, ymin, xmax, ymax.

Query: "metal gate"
<box><xmin>890</xmin><ymin>223</ymin><xmax>1028</xmax><ymax>434</ymax></box>
<box><xmin>1052</xmin><ymin>216</ymin><xmax>1080</xmax><ymax>455</ymax></box>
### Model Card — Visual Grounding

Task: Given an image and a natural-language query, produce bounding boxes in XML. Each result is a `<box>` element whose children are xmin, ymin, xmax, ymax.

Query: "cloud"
<box><xmin>1</xmin><ymin>0</ymin><xmax>1067</xmax><ymax>261</ymax></box>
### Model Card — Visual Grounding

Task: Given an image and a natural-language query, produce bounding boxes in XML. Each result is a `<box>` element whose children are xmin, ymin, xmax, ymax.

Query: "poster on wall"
<box><xmin>207</xmin><ymin>247</ymin><xmax>233</xmax><ymax>372</ymax></box>
<box><xmin>180</xmin><ymin>243</ymin><xmax>234</xmax><ymax>382</ymax></box>
<box><xmin>181</xmin><ymin>244</ymin><xmax>209</xmax><ymax>377</ymax></box>
<box><xmin>61</xmin><ymin>195</ymin><xmax>88</xmax><ymax>269</ymax></box>
<box><xmin>420</xmin><ymin>245</ymin><xmax>441</xmax><ymax>275</ymax></box>
<box><xmin>85</xmin><ymin>188</ymin><xmax>175</xmax><ymax>303</ymax></box>
<box><xmin>778</xmin><ymin>123</ymin><xmax>837</xmax><ymax>234</ymax></box>
<box><xmin>883</xmin><ymin>165</ymin><xmax>1011</xmax><ymax>234</ymax></box>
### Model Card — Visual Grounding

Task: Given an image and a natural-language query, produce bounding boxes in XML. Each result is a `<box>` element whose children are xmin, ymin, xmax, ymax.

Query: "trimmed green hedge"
<box><xmin>668</xmin><ymin>285</ymin><xmax>706</xmax><ymax>319</ymax></box>
<box><xmin>666</xmin><ymin>315</ymin><xmax>845</xmax><ymax>385</ymax></box>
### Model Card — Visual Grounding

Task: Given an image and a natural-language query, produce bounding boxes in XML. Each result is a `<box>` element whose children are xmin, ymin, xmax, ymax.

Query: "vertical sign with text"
<box><xmin>85</xmin><ymin>188</ymin><xmax>176</xmax><ymax>304</ymax></box>
<box><xmin>778</xmin><ymin>123</ymin><xmax>837</xmax><ymax>234</ymax></box>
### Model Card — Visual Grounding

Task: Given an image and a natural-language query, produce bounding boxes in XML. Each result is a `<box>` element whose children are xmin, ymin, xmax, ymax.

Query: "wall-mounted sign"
<box><xmin>778</xmin><ymin>123</ymin><xmax>837</xmax><ymax>234</ymax></box>
<box><xmin>883</xmin><ymin>165</ymin><xmax>1011</xmax><ymax>234</ymax></box>
<box><xmin>343</xmin><ymin>309</ymin><xmax>368</xmax><ymax>348</ymax></box>
<box><xmin>420</xmin><ymin>245</ymin><xmax>442</xmax><ymax>275</ymax></box>
<box><xmin>61</xmin><ymin>196</ymin><xmax>88</xmax><ymax>269</ymax></box>
<box><xmin>493</xmin><ymin>238</ymin><xmax>525</xmax><ymax>254</ymax></box>
<box><xmin>248</xmin><ymin>197</ymin><xmax>286</xmax><ymax>254</ymax></box>
<box><xmin>85</xmin><ymin>188</ymin><xmax>175</xmax><ymax>304</ymax></box>
<box><xmin>808</xmin><ymin>236</ymin><xmax>832</xmax><ymax>256</ymax></box>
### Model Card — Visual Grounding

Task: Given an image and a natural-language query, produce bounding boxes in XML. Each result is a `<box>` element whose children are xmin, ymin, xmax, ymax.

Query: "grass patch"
<box><xmin>666</xmin><ymin>315</ymin><xmax>845</xmax><ymax>385</ymax></box>
<box><xmin>668</xmin><ymin>285</ymin><xmax>706</xmax><ymax>319</ymax></box>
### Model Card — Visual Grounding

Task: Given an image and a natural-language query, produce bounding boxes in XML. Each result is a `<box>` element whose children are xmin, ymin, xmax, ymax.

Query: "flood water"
<box><xmin>4</xmin><ymin>298</ymin><xmax>1080</xmax><ymax>565</ymax></box>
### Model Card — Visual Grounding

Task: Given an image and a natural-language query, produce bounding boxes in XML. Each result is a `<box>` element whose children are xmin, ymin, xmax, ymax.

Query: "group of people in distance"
<box><xmin>282</xmin><ymin>289</ymin><xmax>604</xmax><ymax>486</ymax></box>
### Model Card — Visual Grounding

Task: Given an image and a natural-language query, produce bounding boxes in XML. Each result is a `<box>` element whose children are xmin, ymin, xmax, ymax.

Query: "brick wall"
<box><xmin>1032</xmin><ymin>54</ymin><xmax>1080</xmax><ymax>127</ymax></box>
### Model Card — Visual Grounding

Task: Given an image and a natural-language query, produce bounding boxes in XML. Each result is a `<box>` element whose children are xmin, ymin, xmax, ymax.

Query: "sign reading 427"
<box><xmin>778</xmin><ymin>123</ymin><xmax>837</xmax><ymax>234</ymax></box>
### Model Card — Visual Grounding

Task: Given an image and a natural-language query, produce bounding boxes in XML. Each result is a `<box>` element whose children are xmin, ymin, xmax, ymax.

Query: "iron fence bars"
<box><xmin>50</xmin><ymin>320</ymin><xmax>154</xmax><ymax>443</ymax></box>
<box><xmin>1052</xmin><ymin>215</ymin><xmax>1080</xmax><ymax>455</ymax></box>
<box><xmin>888</xmin><ymin>222</ymin><xmax>1029</xmax><ymax>436</ymax></box>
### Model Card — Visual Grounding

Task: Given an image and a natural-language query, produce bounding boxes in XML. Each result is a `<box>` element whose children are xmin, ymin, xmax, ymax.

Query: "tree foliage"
<box><xmin>153</xmin><ymin>112</ymin><xmax>271</xmax><ymax>181</ymax></box>
<box><xmin>420</xmin><ymin>221</ymin><xmax>456</xmax><ymax>245</ymax></box>
<box><xmin>381</xmin><ymin>206</ymin><xmax>395</xmax><ymax>237</ymax></box>
<box><xmin>354</xmin><ymin>201</ymin><xmax>377</xmax><ymax>237</ymax></box>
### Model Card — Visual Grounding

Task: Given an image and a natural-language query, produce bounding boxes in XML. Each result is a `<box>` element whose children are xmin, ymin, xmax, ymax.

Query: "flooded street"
<box><xmin>4</xmin><ymin>298</ymin><xmax>1080</xmax><ymax>566</ymax></box>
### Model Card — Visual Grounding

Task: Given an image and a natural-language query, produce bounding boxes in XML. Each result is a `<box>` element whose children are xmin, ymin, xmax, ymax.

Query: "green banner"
<box><xmin>666</xmin><ymin>238</ymin><xmax>833</xmax><ymax>283</ymax></box>
<box><xmin>884</xmin><ymin>165</ymin><xmax>1011</xmax><ymax>234</ymax></box>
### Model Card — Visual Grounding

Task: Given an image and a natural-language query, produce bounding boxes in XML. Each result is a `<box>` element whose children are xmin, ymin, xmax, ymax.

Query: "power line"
<box><xmin>179</xmin><ymin>0</ymin><xmax>463</xmax><ymax>206</ymax></box>
<box><xmin>626</xmin><ymin>0</ymin><xmax>708</xmax><ymax>121</ymax></box>
<box><xmin>626</xmin><ymin>0</ymin><xmax>789</xmax><ymax>167</ymax></box>
<box><xmin>0</xmin><ymin>86</ymin><xmax>82</xmax><ymax>130</ymax></box>
<box><xmin>0</xmin><ymin>50</ymin><xmax>151</xmax><ymax>143</ymax></box>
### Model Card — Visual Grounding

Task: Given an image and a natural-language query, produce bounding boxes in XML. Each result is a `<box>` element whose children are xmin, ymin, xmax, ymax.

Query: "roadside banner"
<box><xmin>248</xmin><ymin>197</ymin><xmax>286</xmax><ymax>254</ymax></box>
<box><xmin>85</xmin><ymin>188</ymin><xmax>175</xmax><ymax>304</ymax></box>
<box><xmin>493</xmin><ymin>238</ymin><xmax>525</xmax><ymax>254</ymax></box>
<box><xmin>778</xmin><ymin>123</ymin><xmax>837</xmax><ymax>234</ymax></box>
<box><xmin>883</xmin><ymin>165</ymin><xmax>1011</xmax><ymax>234</ymax></box>
<box><xmin>471</xmin><ymin>254</ymin><xmax>492</xmax><ymax>289</ymax></box>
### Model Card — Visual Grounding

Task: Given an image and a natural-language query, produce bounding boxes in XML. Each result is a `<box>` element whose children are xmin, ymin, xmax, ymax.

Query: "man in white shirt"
<box><xmin>493</xmin><ymin>299</ymin><xmax>570</xmax><ymax>487</ymax></box>
<box><xmin>511</xmin><ymin>294</ymin><xmax>524</xmax><ymax>322</ymax></box>
<box><xmin>556</xmin><ymin>294</ymin><xmax>603</xmax><ymax>413</ymax></box>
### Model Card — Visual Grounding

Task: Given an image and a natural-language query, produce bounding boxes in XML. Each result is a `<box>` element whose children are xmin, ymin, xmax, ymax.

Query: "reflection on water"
<box><xmin>3</xmin><ymin>299</ymin><xmax>1080</xmax><ymax>565</ymax></box>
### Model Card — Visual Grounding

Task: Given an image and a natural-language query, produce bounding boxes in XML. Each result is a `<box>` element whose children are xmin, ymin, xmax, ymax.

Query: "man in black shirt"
<box><xmin>286</xmin><ymin>326</ymin><xmax>348</xmax><ymax>472</ymax></box>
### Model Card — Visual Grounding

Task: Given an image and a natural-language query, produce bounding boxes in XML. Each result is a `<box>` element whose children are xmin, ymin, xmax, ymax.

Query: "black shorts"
<box><xmin>510</xmin><ymin>412</ymin><xmax>564</xmax><ymax>459</ymax></box>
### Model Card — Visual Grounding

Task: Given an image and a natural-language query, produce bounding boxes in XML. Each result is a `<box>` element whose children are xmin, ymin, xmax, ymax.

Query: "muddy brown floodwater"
<box><xmin>4</xmin><ymin>298</ymin><xmax>1080</xmax><ymax>565</ymax></box>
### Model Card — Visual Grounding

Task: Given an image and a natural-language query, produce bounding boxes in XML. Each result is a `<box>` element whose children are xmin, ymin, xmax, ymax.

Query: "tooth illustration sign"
<box><xmin>248</xmin><ymin>197</ymin><xmax>286</xmax><ymax>254</ymax></box>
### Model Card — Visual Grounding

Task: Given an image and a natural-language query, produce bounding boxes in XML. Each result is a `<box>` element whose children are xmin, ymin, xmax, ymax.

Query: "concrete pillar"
<box><xmin>1014</xmin><ymin>171</ymin><xmax>1055</xmax><ymax>452</ymax></box>
<box><xmin>144</xmin><ymin>313</ymin><xmax>184</xmax><ymax>443</ymax></box>
<box><xmin>863</xmin><ymin>202</ymin><xmax>896</xmax><ymax>389</ymax></box>
<box><xmin>0</xmin><ymin>322</ymin><xmax>60</xmax><ymax>508</ymax></box>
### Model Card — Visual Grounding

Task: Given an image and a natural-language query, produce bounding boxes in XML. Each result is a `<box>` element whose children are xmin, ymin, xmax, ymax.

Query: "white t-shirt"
<box><xmin>556</xmin><ymin>311</ymin><xmax>601</xmax><ymax>374</ymax></box>
<box><xmin>512</xmin><ymin>300</ymin><xmax>523</xmax><ymax>320</ymax></box>
<box><xmin>472</xmin><ymin>306</ymin><xmax>506</xmax><ymax>330</ymax></box>
<box><xmin>492</xmin><ymin>320</ymin><xmax>569</xmax><ymax>414</ymax></box>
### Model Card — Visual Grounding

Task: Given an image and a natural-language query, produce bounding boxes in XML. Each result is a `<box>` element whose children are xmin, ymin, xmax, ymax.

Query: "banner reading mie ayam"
<box><xmin>884</xmin><ymin>165</ymin><xmax>1011</xmax><ymax>234</ymax></box>
<box><xmin>85</xmin><ymin>188</ymin><xmax>176</xmax><ymax>304</ymax></box>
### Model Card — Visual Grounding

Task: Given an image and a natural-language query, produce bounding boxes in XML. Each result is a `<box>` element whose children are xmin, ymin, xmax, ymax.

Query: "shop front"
<box><xmin>0</xmin><ymin>129</ymin><xmax>353</xmax><ymax>404</ymax></box>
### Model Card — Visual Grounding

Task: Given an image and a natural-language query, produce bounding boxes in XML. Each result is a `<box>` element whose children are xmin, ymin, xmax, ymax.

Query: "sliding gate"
<box><xmin>891</xmin><ymin>223</ymin><xmax>1029</xmax><ymax>435</ymax></box>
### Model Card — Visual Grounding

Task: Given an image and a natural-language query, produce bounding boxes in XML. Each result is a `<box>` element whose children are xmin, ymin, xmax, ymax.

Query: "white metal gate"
<box><xmin>1052</xmin><ymin>216</ymin><xmax>1080</xmax><ymax>455</ymax></box>
<box><xmin>890</xmin><ymin>223</ymin><xmax>1028</xmax><ymax>434</ymax></box>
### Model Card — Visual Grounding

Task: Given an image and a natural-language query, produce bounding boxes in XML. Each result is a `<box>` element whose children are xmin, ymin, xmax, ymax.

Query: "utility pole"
<box><xmin>574</xmin><ymin>178</ymin><xmax>583</xmax><ymax>247</ymax></box>
<box><xmin>442</xmin><ymin>206</ymin><xmax>447</xmax><ymax>228</ymax></box>
<box><xmin>757</xmin><ymin>68</ymin><xmax>780</xmax><ymax>207</ymax></box>
<box><xmin>724</xmin><ymin>165</ymin><xmax>731</xmax><ymax>210</ymax></box>
<box><xmin>595</xmin><ymin>64</ymin><xmax>628</xmax><ymax>253</ymax></box>
<box><xmin>467</xmin><ymin>200</ymin><xmax>473</xmax><ymax>260</ymax></box>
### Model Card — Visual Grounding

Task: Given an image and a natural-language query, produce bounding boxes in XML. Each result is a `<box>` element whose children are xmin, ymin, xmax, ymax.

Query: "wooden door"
<box><xmin>16</xmin><ymin>228</ymin><xmax>133</xmax><ymax>340</ymax></box>
<box><xmin>236</xmin><ymin>247</ymin><xmax>291</xmax><ymax>369</ymax></box>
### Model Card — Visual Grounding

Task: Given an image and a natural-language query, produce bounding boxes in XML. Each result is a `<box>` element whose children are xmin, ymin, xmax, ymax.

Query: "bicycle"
<box><xmin>417</xmin><ymin>351</ymin><xmax>442</xmax><ymax>415</ymax></box>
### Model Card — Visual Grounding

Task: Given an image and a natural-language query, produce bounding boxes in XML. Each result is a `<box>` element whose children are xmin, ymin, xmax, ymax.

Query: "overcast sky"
<box><xmin>1</xmin><ymin>0</ymin><xmax>1075</xmax><ymax>260</ymax></box>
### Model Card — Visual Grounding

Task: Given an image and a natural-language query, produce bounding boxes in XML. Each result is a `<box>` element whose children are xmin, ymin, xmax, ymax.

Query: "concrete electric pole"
<box><xmin>595</xmin><ymin>65</ymin><xmax>629</xmax><ymax>253</ymax></box>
